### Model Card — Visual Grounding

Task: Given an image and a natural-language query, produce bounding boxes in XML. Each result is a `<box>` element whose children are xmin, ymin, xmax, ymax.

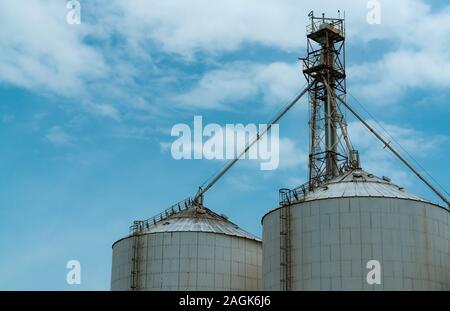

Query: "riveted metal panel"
<box><xmin>262</xmin><ymin>196</ymin><xmax>450</xmax><ymax>290</ymax></box>
<box><xmin>111</xmin><ymin>231</ymin><xmax>262</xmax><ymax>291</ymax></box>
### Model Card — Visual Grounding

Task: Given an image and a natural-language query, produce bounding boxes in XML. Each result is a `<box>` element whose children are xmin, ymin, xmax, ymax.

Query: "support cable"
<box><xmin>194</xmin><ymin>80</ymin><xmax>315</xmax><ymax>203</ymax></box>
<box><xmin>323</xmin><ymin>80</ymin><xmax>450</xmax><ymax>208</ymax></box>
<box><xmin>347</xmin><ymin>91</ymin><xmax>450</xmax><ymax>198</ymax></box>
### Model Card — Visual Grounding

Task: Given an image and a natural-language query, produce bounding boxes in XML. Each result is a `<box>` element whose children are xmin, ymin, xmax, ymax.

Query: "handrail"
<box><xmin>129</xmin><ymin>197</ymin><xmax>194</xmax><ymax>234</ymax></box>
<box><xmin>306</xmin><ymin>18</ymin><xmax>344</xmax><ymax>36</ymax></box>
<box><xmin>279</xmin><ymin>181</ymin><xmax>310</xmax><ymax>206</ymax></box>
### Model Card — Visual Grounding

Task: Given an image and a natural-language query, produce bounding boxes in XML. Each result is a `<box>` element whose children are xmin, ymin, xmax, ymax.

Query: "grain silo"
<box><xmin>263</xmin><ymin>170</ymin><xmax>450</xmax><ymax>290</ymax></box>
<box><xmin>111</xmin><ymin>11</ymin><xmax>450</xmax><ymax>292</ymax></box>
<box><xmin>111</xmin><ymin>199</ymin><xmax>262</xmax><ymax>291</ymax></box>
<box><xmin>262</xmin><ymin>12</ymin><xmax>450</xmax><ymax>291</ymax></box>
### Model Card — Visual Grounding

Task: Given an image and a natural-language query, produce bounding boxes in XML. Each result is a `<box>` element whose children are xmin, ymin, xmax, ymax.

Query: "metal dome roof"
<box><xmin>135</xmin><ymin>206</ymin><xmax>261</xmax><ymax>241</ymax></box>
<box><xmin>278</xmin><ymin>169</ymin><xmax>440</xmax><ymax>207</ymax></box>
<box><xmin>302</xmin><ymin>169</ymin><xmax>432</xmax><ymax>203</ymax></box>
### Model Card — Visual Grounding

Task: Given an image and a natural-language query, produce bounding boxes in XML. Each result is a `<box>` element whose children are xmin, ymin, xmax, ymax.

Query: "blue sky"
<box><xmin>0</xmin><ymin>0</ymin><xmax>449</xmax><ymax>290</ymax></box>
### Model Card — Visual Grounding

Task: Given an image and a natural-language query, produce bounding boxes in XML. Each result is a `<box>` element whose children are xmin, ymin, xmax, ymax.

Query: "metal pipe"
<box><xmin>194</xmin><ymin>81</ymin><xmax>315</xmax><ymax>203</ymax></box>
<box><xmin>323</xmin><ymin>81</ymin><xmax>354</xmax><ymax>158</ymax></box>
<box><xmin>326</xmin><ymin>80</ymin><xmax>450</xmax><ymax>208</ymax></box>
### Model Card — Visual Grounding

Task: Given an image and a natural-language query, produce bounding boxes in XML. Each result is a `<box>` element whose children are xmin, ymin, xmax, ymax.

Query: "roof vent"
<box><xmin>221</xmin><ymin>214</ymin><xmax>229</xmax><ymax>220</ymax></box>
<box><xmin>353</xmin><ymin>171</ymin><xmax>362</xmax><ymax>178</ymax></box>
<box><xmin>382</xmin><ymin>176</ymin><xmax>391</xmax><ymax>182</ymax></box>
<box><xmin>367</xmin><ymin>173</ymin><xmax>374</xmax><ymax>178</ymax></box>
<box><xmin>196</xmin><ymin>207</ymin><xmax>206</xmax><ymax>214</ymax></box>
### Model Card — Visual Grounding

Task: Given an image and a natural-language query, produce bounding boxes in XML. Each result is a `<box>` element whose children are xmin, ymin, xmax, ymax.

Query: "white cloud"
<box><xmin>1</xmin><ymin>0</ymin><xmax>449</xmax><ymax>117</ymax></box>
<box><xmin>347</xmin><ymin>2</ymin><xmax>450</xmax><ymax>104</ymax></box>
<box><xmin>349</xmin><ymin>49</ymin><xmax>450</xmax><ymax>104</ymax></box>
<box><xmin>0</xmin><ymin>1</ymin><xmax>153</xmax><ymax>123</ymax></box>
<box><xmin>0</xmin><ymin>1</ymin><xmax>107</xmax><ymax>97</ymax></box>
<box><xmin>278</xmin><ymin>137</ymin><xmax>308</xmax><ymax>169</ymax></box>
<box><xmin>45</xmin><ymin>126</ymin><xmax>72</xmax><ymax>146</ymax></box>
<box><xmin>86</xmin><ymin>103</ymin><xmax>120</xmax><ymax>121</ymax></box>
<box><xmin>175</xmin><ymin>64</ymin><xmax>259</xmax><ymax>110</ymax></box>
<box><xmin>175</xmin><ymin>61</ymin><xmax>301</xmax><ymax>109</ymax></box>
<box><xmin>110</xmin><ymin>0</ymin><xmax>450</xmax><ymax>111</ymax></box>
<box><xmin>107</xmin><ymin>0</ymin><xmax>308</xmax><ymax>56</ymax></box>
<box><xmin>104</xmin><ymin>0</ymin><xmax>442</xmax><ymax>57</ymax></box>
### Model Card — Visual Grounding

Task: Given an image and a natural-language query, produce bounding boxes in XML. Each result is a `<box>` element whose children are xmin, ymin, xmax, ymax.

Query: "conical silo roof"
<box><xmin>137</xmin><ymin>205</ymin><xmax>261</xmax><ymax>241</ymax></box>
<box><xmin>301</xmin><ymin>169</ymin><xmax>436</xmax><ymax>205</ymax></box>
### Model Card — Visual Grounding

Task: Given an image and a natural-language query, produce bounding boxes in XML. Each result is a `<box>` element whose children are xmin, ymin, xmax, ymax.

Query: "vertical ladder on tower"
<box><xmin>279</xmin><ymin>204</ymin><xmax>292</xmax><ymax>291</ymax></box>
<box><xmin>130</xmin><ymin>222</ymin><xmax>142</xmax><ymax>291</ymax></box>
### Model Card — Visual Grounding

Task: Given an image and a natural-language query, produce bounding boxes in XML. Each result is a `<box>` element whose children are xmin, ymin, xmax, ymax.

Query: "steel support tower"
<box><xmin>302</xmin><ymin>12</ymin><xmax>356</xmax><ymax>190</ymax></box>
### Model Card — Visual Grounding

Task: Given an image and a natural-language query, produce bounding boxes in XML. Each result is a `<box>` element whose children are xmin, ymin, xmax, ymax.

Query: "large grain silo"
<box><xmin>262</xmin><ymin>12</ymin><xmax>450</xmax><ymax>291</ymax></box>
<box><xmin>263</xmin><ymin>170</ymin><xmax>450</xmax><ymax>290</ymax></box>
<box><xmin>111</xmin><ymin>200</ymin><xmax>262</xmax><ymax>291</ymax></box>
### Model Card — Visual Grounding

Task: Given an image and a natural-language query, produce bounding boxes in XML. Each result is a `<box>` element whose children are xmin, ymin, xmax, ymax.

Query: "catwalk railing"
<box><xmin>129</xmin><ymin>197</ymin><xmax>194</xmax><ymax>234</ymax></box>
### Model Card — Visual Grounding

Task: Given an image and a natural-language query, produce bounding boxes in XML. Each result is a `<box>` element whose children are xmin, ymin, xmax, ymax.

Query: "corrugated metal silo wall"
<box><xmin>262</xmin><ymin>197</ymin><xmax>450</xmax><ymax>290</ymax></box>
<box><xmin>111</xmin><ymin>231</ymin><xmax>262</xmax><ymax>290</ymax></box>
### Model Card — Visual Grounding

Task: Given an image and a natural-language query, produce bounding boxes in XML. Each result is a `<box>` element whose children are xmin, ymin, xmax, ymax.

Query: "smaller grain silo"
<box><xmin>111</xmin><ymin>200</ymin><xmax>262</xmax><ymax>291</ymax></box>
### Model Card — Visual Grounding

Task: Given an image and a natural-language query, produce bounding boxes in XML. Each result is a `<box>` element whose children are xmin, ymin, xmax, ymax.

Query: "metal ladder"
<box><xmin>279</xmin><ymin>204</ymin><xmax>292</xmax><ymax>291</ymax></box>
<box><xmin>130</xmin><ymin>232</ymin><xmax>141</xmax><ymax>291</ymax></box>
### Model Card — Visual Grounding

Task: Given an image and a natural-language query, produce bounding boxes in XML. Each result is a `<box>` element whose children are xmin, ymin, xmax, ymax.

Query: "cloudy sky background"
<box><xmin>0</xmin><ymin>0</ymin><xmax>449</xmax><ymax>290</ymax></box>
